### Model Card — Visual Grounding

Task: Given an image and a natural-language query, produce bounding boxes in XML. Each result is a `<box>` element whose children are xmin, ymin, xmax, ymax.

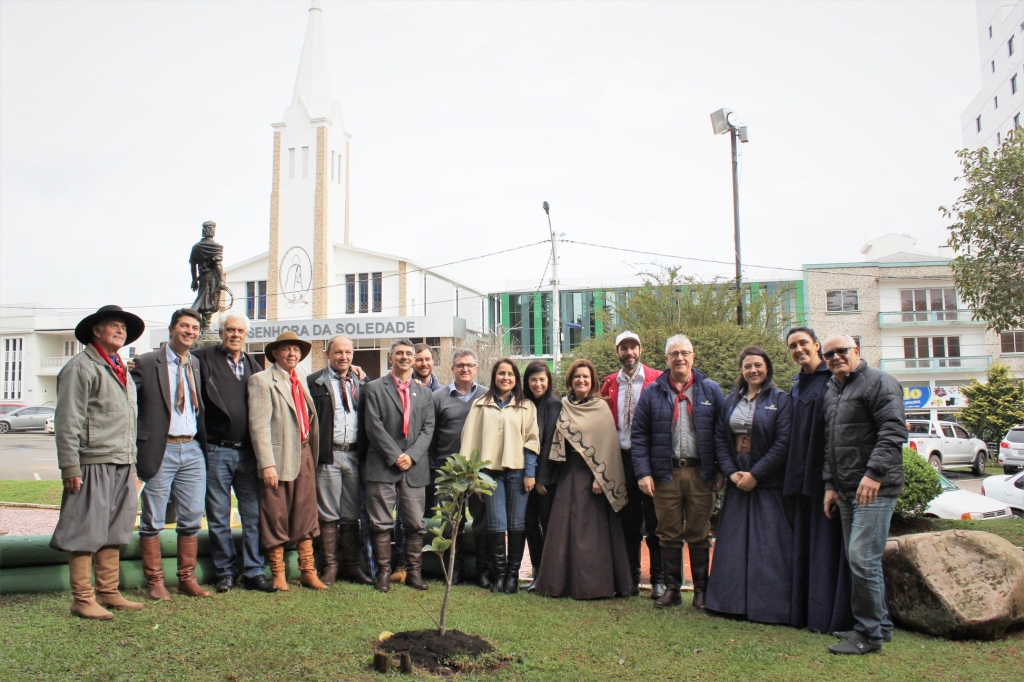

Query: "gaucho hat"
<box><xmin>74</xmin><ymin>305</ymin><xmax>145</xmax><ymax>346</ymax></box>
<box><xmin>264</xmin><ymin>331</ymin><xmax>312</xmax><ymax>362</ymax></box>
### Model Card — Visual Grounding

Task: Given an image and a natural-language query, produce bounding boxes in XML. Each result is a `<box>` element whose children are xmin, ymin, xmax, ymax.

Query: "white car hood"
<box><xmin>926</xmin><ymin>488</ymin><xmax>1011</xmax><ymax>520</ymax></box>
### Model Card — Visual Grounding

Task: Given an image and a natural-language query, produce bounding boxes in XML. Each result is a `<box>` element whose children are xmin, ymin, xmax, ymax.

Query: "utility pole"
<box><xmin>710</xmin><ymin>108</ymin><xmax>749</xmax><ymax>326</ymax></box>
<box><xmin>543</xmin><ymin>201</ymin><xmax>561</xmax><ymax>368</ymax></box>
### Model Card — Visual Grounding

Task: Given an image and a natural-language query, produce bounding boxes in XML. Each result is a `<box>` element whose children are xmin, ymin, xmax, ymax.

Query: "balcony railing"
<box><xmin>879</xmin><ymin>355</ymin><xmax>991</xmax><ymax>373</ymax></box>
<box><xmin>38</xmin><ymin>357</ymin><xmax>70</xmax><ymax>375</ymax></box>
<box><xmin>877</xmin><ymin>310</ymin><xmax>980</xmax><ymax>326</ymax></box>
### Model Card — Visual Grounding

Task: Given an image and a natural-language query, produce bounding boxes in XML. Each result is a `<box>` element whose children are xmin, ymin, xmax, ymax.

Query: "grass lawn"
<box><xmin>2</xmin><ymin>580</ymin><xmax>1021</xmax><ymax>682</ymax></box>
<box><xmin>0</xmin><ymin>480</ymin><xmax>63</xmax><ymax>506</ymax></box>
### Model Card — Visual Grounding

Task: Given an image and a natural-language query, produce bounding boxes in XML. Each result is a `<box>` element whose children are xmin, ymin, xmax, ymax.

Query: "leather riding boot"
<box><xmin>267</xmin><ymin>545</ymin><xmax>289</xmax><ymax>591</ymax></box>
<box><xmin>339</xmin><ymin>522</ymin><xmax>373</xmax><ymax>585</ymax></box>
<box><xmin>373</xmin><ymin>532</ymin><xmax>393</xmax><ymax>593</ymax></box>
<box><xmin>404</xmin><ymin>533</ymin><xmax>429</xmax><ymax>590</ymax></box>
<box><xmin>648</xmin><ymin>536</ymin><xmax>666</xmax><ymax>600</ymax></box>
<box><xmin>139</xmin><ymin>535</ymin><xmax>171</xmax><ymax>601</ymax></box>
<box><xmin>297</xmin><ymin>539</ymin><xmax>328</xmax><ymax>590</ymax></box>
<box><xmin>689</xmin><ymin>546</ymin><xmax>710</xmax><ymax>612</ymax></box>
<box><xmin>654</xmin><ymin>546</ymin><xmax>683</xmax><ymax>608</ymax></box>
<box><xmin>68</xmin><ymin>552</ymin><xmax>114</xmax><ymax>620</ymax></box>
<box><xmin>94</xmin><ymin>546</ymin><xmax>142</xmax><ymax>611</ymax></box>
<box><xmin>488</xmin><ymin>532</ymin><xmax>507</xmax><ymax>593</ymax></box>
<box><xmin>504</xmin><ymin>530</ymin><xmax>526</xmax><ymax>594</ymax></box>
<box><xmin>474</xmin><ymin>529</ymin><xmax>491</xmax><ymax>590</ymax></box>
<box><xmin>177</xmin><ymin>536</ymin><xmax>212</xmax><ymax>597</ymax></box>
<box><xmin>318</xmin><ymin>523</ymin><xmax>339</xmax><ymax>587</ymax></box>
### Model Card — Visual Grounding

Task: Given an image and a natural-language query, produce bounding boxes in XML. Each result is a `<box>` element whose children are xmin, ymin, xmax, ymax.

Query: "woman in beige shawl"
<box><xmin>533</xmin><ymin>359</ymin><xmax>632</xmax><ymax>599</ymax></box>
<box><xmin>460</xmin><ymin>358</ymin><xmax>540</xmax><ymax>593</ymax></box>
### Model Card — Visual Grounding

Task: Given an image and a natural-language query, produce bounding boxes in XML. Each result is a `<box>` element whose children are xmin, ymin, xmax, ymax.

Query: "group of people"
<box><xmin>50</xmin><ymin>303</ymin><xmax>907</xmax><ymax>656</ymax></box>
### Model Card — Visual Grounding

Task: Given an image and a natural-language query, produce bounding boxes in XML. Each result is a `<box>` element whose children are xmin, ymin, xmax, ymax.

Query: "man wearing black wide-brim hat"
<box><xmin>49</xmin><ymin>305</ymin><xmax>146</xmax><ymax>620</ymax></box>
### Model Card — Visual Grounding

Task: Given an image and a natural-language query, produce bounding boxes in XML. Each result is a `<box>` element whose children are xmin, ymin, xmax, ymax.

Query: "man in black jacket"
<box><xmin>821</xmin><ymin>335</ymin><xmax>907</xmax><ymax>655</ymax></box>
<box><xmin>192</xmin><ymin>314</ymin><xmax>277</xmax><ymax>594</ymax></box>
<box><xmin>132</xmin><ymin>308</ymin><xmax>210</xmax><ymax>600</ymax></box>
<box><xmin>307</xmin><ymin>334</ymin><xmax>372</xmax><ymax>586</ymax></box>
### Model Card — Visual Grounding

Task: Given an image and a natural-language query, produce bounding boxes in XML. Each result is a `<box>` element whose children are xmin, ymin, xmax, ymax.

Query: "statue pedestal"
<box><xmin>195</xmin><ymin>330</ymin><xmax>221</xmax><ymax>349</ymax></box>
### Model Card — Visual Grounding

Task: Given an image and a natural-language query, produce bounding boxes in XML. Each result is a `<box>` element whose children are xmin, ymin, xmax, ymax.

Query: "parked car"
<box><xmin>44</xmin><ymin>416</ymin><xmax>55</xmax><ymax>434</ymax></box>
<box><xmin>981</xmin><ymin>470</ymin><xmax>1024</xmax><ymax>518</ymax></box>
<box><xmin>925</xmin><ymin>474</ymin><xmax>1014</xmax><ymax>520</ymax></box>
<box><xmin>0</xmin><ymin>402</ymin><xmax>26</xmax><ymax>415</ymax></box>
<box><xmin>906</xmin><ymin>419</ymin><xmax>989</xmax><ymax>476</ymax></box>
<box><xmin>997</xmin><ymin>426</ymin><xmax>1024</xmax><ymax>474</ymax></box>
<box><xmin>0</xmin><ymin>406</ymin><xmax>56</xmax><ymax>433</ymax></box>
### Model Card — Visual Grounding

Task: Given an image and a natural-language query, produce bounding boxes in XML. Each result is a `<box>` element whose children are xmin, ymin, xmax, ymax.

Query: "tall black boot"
<box><xmin>488</xmin><ymin>532</ymin><xmax>507</xmax><ymax>594</ymax></box>
<box><xmin>504</xmin><ymin>530</ymin><xmax>526</xmax><ymax>594</ymax></box>
<box><xmin>648</xmin><ymin>535</ymin><xmax>666</xmax><ymax>600</ymax></box>
<box><xmin>474</xmin><ymin>528</ymin><xmax>491</xmax><ymax>589</ymax></box>
<box><xmin>654</xmin><ymin>546</ymin><xmax>682</xmax><ymax>608</ymax></box>
<box><xmin>689</xmin><ymin>546</ymin><xmax>710</xmax><ymax>612</ymax></box>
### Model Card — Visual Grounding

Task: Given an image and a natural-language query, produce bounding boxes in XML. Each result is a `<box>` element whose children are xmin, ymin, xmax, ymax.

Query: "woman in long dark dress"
<box><xmin>534</xmin><ymin>359</ymin><xmax>632</xmax><ymax>600</ymax></box>
<box><xmin>522</xmin><ymin>361</ymin><xmax>563</xmax><ymax>592</ymax></box>
<box><xmin>705</xmin><ymin>346</ymin><xmax>793</xmax><ymax>623</ymax></box>
<box><xmin>783</xmin><ymin>326</ymin><xmax>854</xmax><ymax>633</ymax></box>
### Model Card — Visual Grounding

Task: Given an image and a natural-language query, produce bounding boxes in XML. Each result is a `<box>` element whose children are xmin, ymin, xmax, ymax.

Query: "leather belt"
<box><xmin>209</xmin><ymin>438</ymin><xmax>244</xmax><ymax>449</ymax></box>
<box><xmin>333</xmin><ymin>443</ymin><xmax>357</xmax><ymax>452</ymax></box>
<box><xmin>735</xmin><ymin>435</ymin><xmax>751</xmax><ymax>453</ymax></box>
<box><xmin>167</xmin><ymin>434</ymin><xmax>194</xmax><ymax>444</ymax></box>
<box><xmin>671</xmin><ymin>457</ymin><xmax>700</xmax><ymax>469</ymax></box>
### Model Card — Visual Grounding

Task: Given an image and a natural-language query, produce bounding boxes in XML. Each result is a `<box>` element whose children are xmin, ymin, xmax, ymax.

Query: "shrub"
<box><xmin>894</xmin><ymin>446</ymin><xmax>942</xmax><ymax>519</ymax></box>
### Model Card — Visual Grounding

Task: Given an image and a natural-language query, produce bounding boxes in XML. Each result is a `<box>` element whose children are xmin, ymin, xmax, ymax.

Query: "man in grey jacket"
<box><xmin>50</xmin><ymin>305</ymin><xmax>145</xmax><ymax>620</ymax></box>
<box><xmin>362</xmin><ymin>338</ymin><xmax>435</xmax><ymax>592</ymax></box>
<box><xmin>821</xmin><ymin>335</ymin><xmax>907</xmax><ymax>655</ymax></box>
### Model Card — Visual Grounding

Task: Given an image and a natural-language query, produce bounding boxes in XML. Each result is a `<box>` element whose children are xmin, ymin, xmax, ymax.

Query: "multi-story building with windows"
<box><xmin>804</xmin><ymin>233</ymin><xmax>1024</xmax><ymax>418</ymax></box>
<box><xmin>961</xmin><ymin>0</ymin><xmax>1023</xmax><ymax>149</ymax></box>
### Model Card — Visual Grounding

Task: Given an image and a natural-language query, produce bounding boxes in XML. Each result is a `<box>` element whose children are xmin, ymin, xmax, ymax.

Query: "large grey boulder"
<box><xmin>883</xmin><ymin>530</ymin><xmax>1024</xmax><ymax>640</ymax></box>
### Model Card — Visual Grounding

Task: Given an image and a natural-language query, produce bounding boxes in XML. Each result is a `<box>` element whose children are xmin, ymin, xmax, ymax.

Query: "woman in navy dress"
<box><xmin>782</xmin><ymin>326</ymin><xmax>853</xmax><ymax>633</ymax></box>
<box><xmin>705</xmin><ymin>346</ymin><xmax>793</xmax><ymax>623</ymax></box>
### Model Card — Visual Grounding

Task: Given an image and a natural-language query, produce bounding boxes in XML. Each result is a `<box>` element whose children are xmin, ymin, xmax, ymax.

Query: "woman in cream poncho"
<box><xmin>533</xmin><ymin>359</ymin><xmax>632</xmax><ymax>600</ymax></box>
<box><xmin>460</xmin><ymin>359</ymin><xmax>540</xmax><ymax>593</ymax></box>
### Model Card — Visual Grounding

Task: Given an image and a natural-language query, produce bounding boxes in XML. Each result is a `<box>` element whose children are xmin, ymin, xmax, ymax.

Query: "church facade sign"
<box><xmin>247</xmin><ymin>316</ymin><xmax>465</xmax><ymax>342</ymax></box>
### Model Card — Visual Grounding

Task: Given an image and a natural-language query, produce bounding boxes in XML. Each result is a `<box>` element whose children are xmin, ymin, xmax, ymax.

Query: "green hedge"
<box><xmin>895</xmin><ymin>446</ymin><xmax>941</xmax><ymax>519</ymax></box>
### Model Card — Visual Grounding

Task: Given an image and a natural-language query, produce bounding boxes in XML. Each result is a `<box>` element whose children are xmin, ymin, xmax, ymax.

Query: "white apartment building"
<box><xmin>221</xmin><ymin>1</ymin><xmax>486</xmax><ymax>378</ymax></box>
<box><xmin>961</xmin><ymin>0</ymin><xmax>1024</xmax><ymax>149</ymax></box>
<box><xmin>804</xmin><ymin>234</ymin><xmax>1024</xmax><ymax>419</ymax></box>
<box><xmin>0</xmin><ymin>308</ymin><xmax>161</xmax><ymax>407</ymax></box>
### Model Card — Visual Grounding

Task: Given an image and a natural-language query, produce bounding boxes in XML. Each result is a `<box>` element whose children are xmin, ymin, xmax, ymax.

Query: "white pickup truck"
<box><xmin>906</xmin><ymin>419</ymin><xmax>989</xmax><ymax>476</ymax></box>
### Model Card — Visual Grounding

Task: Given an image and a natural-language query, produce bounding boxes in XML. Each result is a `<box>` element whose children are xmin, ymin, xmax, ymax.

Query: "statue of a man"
<box><xmin>189</xmin><ymin>220</ymin><xmax>225</xmax><ymax>330</ymax></box>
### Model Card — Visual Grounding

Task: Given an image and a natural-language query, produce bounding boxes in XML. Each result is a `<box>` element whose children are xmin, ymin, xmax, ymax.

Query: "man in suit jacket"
<box><xmin>131</xmin><ymin>308</ymin><xmax>211</xmax><ymax>600</ymax></box>
<box><xmin>307</xmin><ymin>334</ymin><xmax>372</xmax><ymax>586</ymax></box>
<box><xmin>192</xmin><ymin>314</ymin><xmax>277</xmax><ymax>594</ymax></box>
<box><xmin>248</xmin><ymin>331</ymin><xmax>325</xmax><ymax>591</ymax></box>
<box><xmin>363</xmin><ymin>338</ymin><xmax>435</xmax><ymax>592</ymax></box>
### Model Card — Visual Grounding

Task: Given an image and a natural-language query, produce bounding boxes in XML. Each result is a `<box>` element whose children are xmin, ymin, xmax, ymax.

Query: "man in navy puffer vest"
<box><xmin>631</xmin><ymin>334</ymin><xmax>725</xmax><ymax>610</ymax></box>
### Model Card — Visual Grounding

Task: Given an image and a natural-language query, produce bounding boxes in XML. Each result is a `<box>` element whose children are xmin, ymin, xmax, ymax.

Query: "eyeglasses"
<box><xmin>454</xmin><ymin>363</ymin><xmax>477</xmax><ymax>370</ymax></box>
<box><xmin>666</xmin><ymin>350</ymin><xmax>694</xmax><ymax>359</ymax></box>
<box><xmin>823</xmin><ymin>347</ymin><xmax>852</xmax><ymax>361</ymax></box>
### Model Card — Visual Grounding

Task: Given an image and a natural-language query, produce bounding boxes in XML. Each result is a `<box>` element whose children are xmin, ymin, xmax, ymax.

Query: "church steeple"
<box><xmin>289</xmin><ymin>0</ymin><xmax>341</xmax><ymax>123</ymax></box>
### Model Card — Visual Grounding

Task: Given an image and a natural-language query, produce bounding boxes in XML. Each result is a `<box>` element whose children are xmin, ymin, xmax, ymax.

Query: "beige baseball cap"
<box><xmin>615</xmin><ymin>331</ymin><xmax>641</xmax><ymax>348</ymax></box>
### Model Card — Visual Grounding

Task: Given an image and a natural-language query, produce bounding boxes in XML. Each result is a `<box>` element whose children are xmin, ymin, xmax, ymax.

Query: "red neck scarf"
<box><xmin>288</xmin><ymin>370</ymin><xmax>310</xmax><ymax>442</ymax></box>
<box><xmin>670</xmin><ymin>372</ymin><xmax>695</xmax><ymax>429</ymax></box>
<box><xmin>392</xmin><ymin>371</ymin><xmax>411</xmax><ymax>437</ymax></box>
<box><xmin>93</xmin><ymin>343</ymin><xmax>127</xmax><ymax>387</ymax></box>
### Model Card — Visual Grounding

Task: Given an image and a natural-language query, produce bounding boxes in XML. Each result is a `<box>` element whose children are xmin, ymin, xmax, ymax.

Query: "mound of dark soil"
<box><xmin>376</xmin><ymin>629</ymin><xmax>494</xmax><ymax>673</ymax></box>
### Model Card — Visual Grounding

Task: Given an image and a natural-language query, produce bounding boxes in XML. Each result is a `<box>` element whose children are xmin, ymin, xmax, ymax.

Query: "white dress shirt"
<box><xmin>616</xmin><ymin>366</ymin><xmax>646</xmax><ymax>450</ymax></box>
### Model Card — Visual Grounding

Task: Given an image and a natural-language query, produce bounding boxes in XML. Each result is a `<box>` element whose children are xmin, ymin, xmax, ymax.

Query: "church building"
<box><xmin>223</xmin><ymin>1</ymin><xmax>487</xmax><ymax>379</ymax></box>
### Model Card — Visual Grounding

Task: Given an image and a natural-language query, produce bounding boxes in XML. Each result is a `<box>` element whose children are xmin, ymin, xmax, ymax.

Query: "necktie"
<box><xmin>619</xmin><ymin>366</ymin><xmax>642</xmax><ymax>430</ymax></box>
<box><xmin>671</xmin><ymin>372</ymin><xmax>695</xmax><ymax>430</ymax></box>
<box><xmin>393</xmin><ymin>373</ymin><xmax>411</xmax><ymax>437</ymax></box>
<box><xmin>175</xmin><ymin>358</ymin><xmax>198</xmax><ymax>414</ymax></box>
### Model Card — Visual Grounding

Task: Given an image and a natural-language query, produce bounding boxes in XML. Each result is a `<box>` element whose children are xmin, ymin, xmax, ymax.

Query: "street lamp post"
<box><xmin>710</xmin><ymin>108</ymin><xmax>749</xmax><ymax>326</ymax></box>
<box><xmin>543</xmin><ymin>201</ymin><xmax>561</xmax><ymax>369</ymax></box>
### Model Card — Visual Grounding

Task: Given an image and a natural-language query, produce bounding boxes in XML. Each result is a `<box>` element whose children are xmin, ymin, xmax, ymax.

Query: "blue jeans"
<box><xmin>484</xmin><ymin>469</ymin><xmax>528</xmax><ymax>532</ymax></box>
<box><xmin>205</xmin><ymin>444</ymin><xmax>264</xmax><ymax>579</ymax></box>
<box><xmin>139</xmin><ymin>440</ymin><xmax>206</xmax><ymax>538</ymax></box>
<box><xmin>838</xmin><ymin>495</ymin><xmax>895</xmax><ymax>645</ymax></box>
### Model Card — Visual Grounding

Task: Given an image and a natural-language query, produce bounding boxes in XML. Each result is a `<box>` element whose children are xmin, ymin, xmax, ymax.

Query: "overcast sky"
<box><xmin>0</xmin><ymin>0</ymin><xmax>982</xmax><ymax>323</ymax></box>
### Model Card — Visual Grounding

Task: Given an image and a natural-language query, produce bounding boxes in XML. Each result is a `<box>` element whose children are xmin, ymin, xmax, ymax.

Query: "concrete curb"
<box><xmin>0</xmin><ymin>502</ymin><xmax>61</xmax><ymax>510</ymax></box>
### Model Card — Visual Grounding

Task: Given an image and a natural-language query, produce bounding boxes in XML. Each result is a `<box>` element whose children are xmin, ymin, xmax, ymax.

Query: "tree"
<box><xmin>428</xmin><ymin>450</ymin><xmax>495</xmax><ymax>636</ymax></box>
<box><xmin>942</xmin><ymin>130</ymin><xmax>1024</xmax><ymax>332</ymax></box>
<box><xmin>959</xmin><ymin>362</ymin><xmax>1024</xmax><ymax>443</ymax></box>
<box><xmin>559</xmin><ymin>266</ymin><xmax>800</xmax><ymax>390</ymax></box>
